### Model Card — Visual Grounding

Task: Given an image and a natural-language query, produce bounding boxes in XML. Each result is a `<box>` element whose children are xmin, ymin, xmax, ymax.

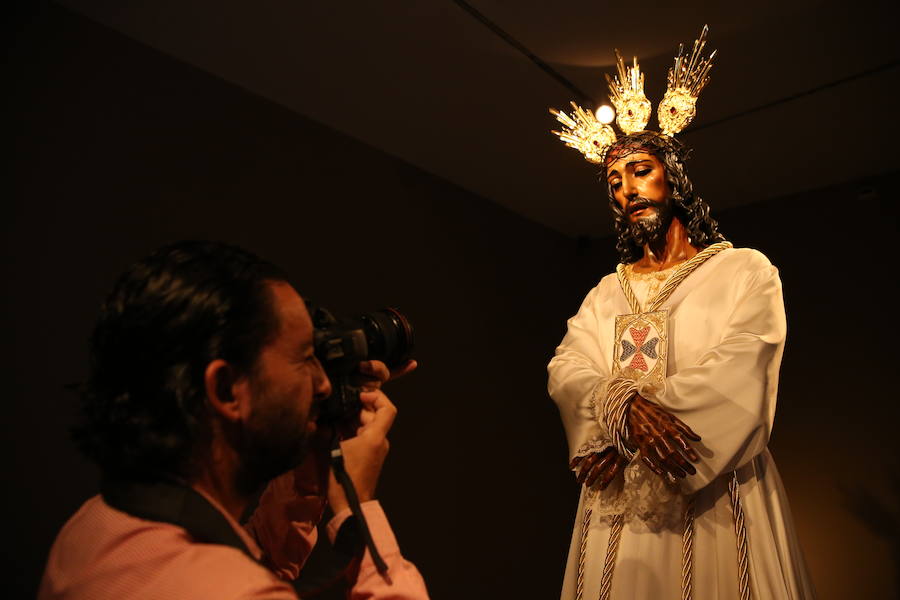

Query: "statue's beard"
<box><xmin>627</xmin><ymin>198</ymin><xmax>673</xmax><ymax>247</ymax></box>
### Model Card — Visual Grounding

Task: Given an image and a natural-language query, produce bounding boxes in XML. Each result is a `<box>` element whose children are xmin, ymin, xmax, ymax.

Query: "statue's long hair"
<box><xmin>603</xmin><ymin>132</ymin><xmax>725</xmax><ymax>264</ymax></box>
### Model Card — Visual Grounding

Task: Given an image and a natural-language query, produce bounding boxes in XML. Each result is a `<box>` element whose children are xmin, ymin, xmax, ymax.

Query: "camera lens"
<box><xmin>360</xmin><ymin>308</ymin><xmax>414</xmax><ymax>368</ymax></box>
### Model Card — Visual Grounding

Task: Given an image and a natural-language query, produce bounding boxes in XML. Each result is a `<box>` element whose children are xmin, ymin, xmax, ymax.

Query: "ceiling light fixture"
<box><xmin>595</xmin><ymin>105</ymin><xmax>615</xmax><ymax>124</ymax></box>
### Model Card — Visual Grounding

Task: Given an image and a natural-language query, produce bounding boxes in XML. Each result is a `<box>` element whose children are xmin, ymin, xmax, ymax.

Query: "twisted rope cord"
<box><xmin>603</xmin><ymin>379</ymin><xmax>638</xmax><ymax>460</ymax></box>
<box><xmin>574</xmin><ymin>504</ymin><xmax>593</xmax><ymax>600</ymax></box>
<box><xmin>616</xmin><ymin>263</ymin><xmax>643</xmax><ymax>314</ymax></box>
<box><xmin>729</xmin><ymin>472</ymin><xmax>753</xmax><ymax>600</ymax></box>
<box><xmin>616</xmin><ymin>241</ymin><xmax>733</xmax><ymax>314</ymax></box>
<box><xmin>681</xmin><ymin>497</ymin><xmax>696</xmax><ymax>600</ymax></box>
<box><xmin>647</xmin><ymin>242</ymin><xmax>732</xmax><ymax>311</ymax></box>
<box><xmin>598</xmin><ymin>514</ymin><xmax>624</xmax><ymax>600</ymax></box>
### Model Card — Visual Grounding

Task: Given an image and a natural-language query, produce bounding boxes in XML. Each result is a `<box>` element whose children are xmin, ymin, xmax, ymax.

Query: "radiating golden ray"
<box><xmin>549</xmin><ymin>102</ymin><xmax>616</xmax><ymax>164</ymax></box>
<box><xmin>658</xmin><ymin>25</ymin><xmax>717</xmax><ymax>136</ymax></box>
<box><xmin>606</xmin><ymin>50</ymin><xmax>651</xmax><ymax>135</ymax></box>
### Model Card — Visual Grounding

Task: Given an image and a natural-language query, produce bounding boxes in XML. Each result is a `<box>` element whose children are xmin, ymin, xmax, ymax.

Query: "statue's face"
<box><xmin>605</xmin><ymin>149</ymin><xmax>670</xmax><ymax>223</ymax></box>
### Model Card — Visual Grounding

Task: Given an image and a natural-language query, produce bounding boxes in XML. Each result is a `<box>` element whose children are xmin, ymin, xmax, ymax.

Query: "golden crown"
<box><xmin>550</xmin><ymin>25</ymin><xmax>716</xmax><ymax>164</ymax></box>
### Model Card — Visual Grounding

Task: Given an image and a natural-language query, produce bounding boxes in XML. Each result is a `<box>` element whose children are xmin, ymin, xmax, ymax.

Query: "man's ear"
<box><xmin>204</xmin><ymin>359</ymin><xmax>246</xmax><ymax>423</ymax></box>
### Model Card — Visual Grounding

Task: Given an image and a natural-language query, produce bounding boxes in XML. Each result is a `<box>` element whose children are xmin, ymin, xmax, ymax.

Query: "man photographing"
<box><xmin>39</xmin><ymin>241</ymin><xmax>429</xmax><ymax>599</ymax></box>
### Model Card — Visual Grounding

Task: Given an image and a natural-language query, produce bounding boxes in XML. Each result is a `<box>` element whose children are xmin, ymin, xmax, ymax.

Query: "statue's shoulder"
<box><xmin>715</xmin><ymin>246</ymin><xmax>773</xmax><ymax>271</ymax></box>
<box><xmin>601</xmin><ymin>269</ymin><xmax>621</xmax><ymax>284</ymax></box>
<box><xmin>578</xmin><ymin>270</ymin><xmax>621</xmax><ymax>303</ymax></box>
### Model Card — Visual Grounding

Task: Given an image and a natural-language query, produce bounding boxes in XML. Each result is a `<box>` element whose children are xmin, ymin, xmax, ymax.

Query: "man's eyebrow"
<box><xmin>607</xmin><ymin>159</ymin><xmax>653</xmax><ymax>179</ymax></box>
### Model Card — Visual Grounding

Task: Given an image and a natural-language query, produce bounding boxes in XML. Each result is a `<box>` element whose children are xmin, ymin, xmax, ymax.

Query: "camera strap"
<box><xmin>329</xmin><ymin>435</ymin><xmax>389</xmax><ymax>575</ymax></box>
<box><xmin>101</xmin><ymin>478</ymin><xmax>257</xmax><ymax>562</ymax></box>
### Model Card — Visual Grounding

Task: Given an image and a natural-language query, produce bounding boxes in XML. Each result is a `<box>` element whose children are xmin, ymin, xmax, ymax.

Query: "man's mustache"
<box><xmin>627</xmin><ymin>197</ymin><xmax>662</xmax><ymax>215</ymax></box>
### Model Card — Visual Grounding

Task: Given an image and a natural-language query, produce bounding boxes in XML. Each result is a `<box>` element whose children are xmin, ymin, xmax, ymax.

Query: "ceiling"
<box><xmin>58</xmin><ymin>0</ymin><xmax>900</xmax><ymax>237</ymax></box>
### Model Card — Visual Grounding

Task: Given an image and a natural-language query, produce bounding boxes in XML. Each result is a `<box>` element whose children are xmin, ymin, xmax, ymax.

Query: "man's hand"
<box><xmin>570</xmin><ymin>447</ymin><xmax>627</xmax><ymax>490</ymax></box>
<box><xmin>626</xmin><ymin>395</ymin><xmax>701</xmax><ymax>479</ymax></box>
<box><xmin>326</xmin><ymin>360</ymin><xmax>414</xmax><ymax>514</ymax></box>
<box><xmin>354</xmin><ymin>359</ymin><xmax>417</xmax><ymax>390</ymax></box>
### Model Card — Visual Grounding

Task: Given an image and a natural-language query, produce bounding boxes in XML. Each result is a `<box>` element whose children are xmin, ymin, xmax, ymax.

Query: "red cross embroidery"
<box><xmin>619</xmin><ymin>326</ymin><xmax>659</xmax><ymax>372</ymax></box>
<box><xmin>629</xmin><ymin>327</ymin><xmax>649</xmax><ymax>371</ymax></box>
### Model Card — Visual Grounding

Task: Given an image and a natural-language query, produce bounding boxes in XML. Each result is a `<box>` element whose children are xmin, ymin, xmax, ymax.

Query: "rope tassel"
<box><xmin>574</xmin><ymin>505</ymin><xmax>593</xmax><ymax>600</ymax></box>
<box><xmin>681</xmin><ymin>497</ymin><xmax>695</xmax><ymax>600</ymax></box>
<box><xmin>729</xmin><ymin>472</ymin><xmax>753</xmax><ymax>600</ymax></box>
<box><xmin>599</xmin><ymin>514</ymin><xmax>624</xmax><ymax>600</ymax></box>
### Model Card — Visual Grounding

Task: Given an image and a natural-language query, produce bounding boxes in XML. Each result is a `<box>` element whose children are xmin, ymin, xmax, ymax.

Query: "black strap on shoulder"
<box><xmin>101</xmin><ymin>478</ymin><xmax>257</xmax><ymax>561</ymax></box>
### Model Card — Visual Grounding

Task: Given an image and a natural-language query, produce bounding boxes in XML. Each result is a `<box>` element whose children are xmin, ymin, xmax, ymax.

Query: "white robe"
<box><xmin>548</xmin><ymin>248</ymin><xmax>815</xmax><ymax>600</ymax></box>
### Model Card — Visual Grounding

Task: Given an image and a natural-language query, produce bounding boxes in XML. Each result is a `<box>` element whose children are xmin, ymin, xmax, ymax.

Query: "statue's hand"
<box><xmin>571</xmin><ymin>447</ymin><xmax>627</xmax><ymax>490</ymax></box>
<box><xmin>626</xmin><ymin>395</ymin><xmax>701</xmax><ymax>479</ymax></box>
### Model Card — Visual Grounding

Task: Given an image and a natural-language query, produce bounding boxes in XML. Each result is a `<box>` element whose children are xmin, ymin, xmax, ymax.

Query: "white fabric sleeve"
<box><xmin>655</xmin><ymin>265</ymin><xmax>786</xmax><ymax>494</ymax></box>
<box><xmin>548</xmin><ymin>283</ymin><xmax>614</xmax><ymax>464</ymax></box>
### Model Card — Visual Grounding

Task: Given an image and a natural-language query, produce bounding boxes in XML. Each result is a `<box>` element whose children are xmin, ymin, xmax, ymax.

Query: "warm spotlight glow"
<box><xmin>595</xmin><ymin>104</ymin><xmax>615</xmax><ymax>124</ymax></box>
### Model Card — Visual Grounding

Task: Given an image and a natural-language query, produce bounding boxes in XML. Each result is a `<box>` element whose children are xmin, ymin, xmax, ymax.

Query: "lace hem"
<box><xmin>585</xmin><ymin>459</ymin><xmax>687</xmax><ymax>532</ymax></box>
<box><xmin>623</xmin><ymin>261</ymin><xmax>684</xmax><ymax>280</ymax></box>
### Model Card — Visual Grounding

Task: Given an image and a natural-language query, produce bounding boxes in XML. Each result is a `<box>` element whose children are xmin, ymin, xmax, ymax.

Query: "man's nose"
<box><xmin>315</xmin><ymin>361</ymin><xmax>333</xmax><ymax>400</ymax></box>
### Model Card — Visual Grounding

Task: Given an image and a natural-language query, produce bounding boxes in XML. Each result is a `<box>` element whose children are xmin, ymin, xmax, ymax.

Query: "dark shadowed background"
<box><xmin>7</xmin><ymin>2</ymin><xmax>900</xmax><ymax>599</ymax></box>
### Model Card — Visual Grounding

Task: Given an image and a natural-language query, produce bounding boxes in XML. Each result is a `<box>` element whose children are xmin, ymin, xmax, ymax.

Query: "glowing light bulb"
<box><xmin>595</xmin><ymin>104</ymin><xmax>615</xmax><ymax>124</ymax></box>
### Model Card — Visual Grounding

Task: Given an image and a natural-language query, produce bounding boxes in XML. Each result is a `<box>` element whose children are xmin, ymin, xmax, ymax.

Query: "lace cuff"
<box><xmin>586</xmin><ymin>460</ymin><xmax>688</xmax><ymax>532</ymax></box>
<box><xmin>570</xmin><ymin>437</ymin><xmax>614</xmax><ymax>471</ymax></box>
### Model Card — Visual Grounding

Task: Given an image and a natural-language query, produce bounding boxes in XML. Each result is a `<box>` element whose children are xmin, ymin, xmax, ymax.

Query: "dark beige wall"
<box><xmin>8</xmin><ymin>4</ymin><xmax>898</xmax><ymax>599</ymax></box>
<box><xmin>7</xmin><ymin>6</ymin><xmax>584</xmax><ymax>598</ymax></box>
<box><xmin>715</xmin><ymin>178</ymin><xmax>899</xmax><ymax>599</ymax></box>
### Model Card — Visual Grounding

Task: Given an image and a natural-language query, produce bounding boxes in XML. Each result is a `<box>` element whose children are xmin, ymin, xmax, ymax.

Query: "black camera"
<box><xmin>309</xmin><ymin>305</ymin><xmax>414</xmax><ymax>425</ymax></box>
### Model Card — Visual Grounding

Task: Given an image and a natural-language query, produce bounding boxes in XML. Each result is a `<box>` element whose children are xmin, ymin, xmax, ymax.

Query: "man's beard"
<box><xmin>234</xmin><ymin>382</ymin><xmax>311</xmax><ymax>496</ymax></box>
<box><xmin>627</xmin><ymin>197</ymin><xmax>674</xmax><ymax>247</ymax></box>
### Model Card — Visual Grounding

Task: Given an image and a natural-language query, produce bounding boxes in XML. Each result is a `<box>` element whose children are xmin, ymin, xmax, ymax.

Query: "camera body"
<box><xmin>309</xmin><ymin>305</ymin><xmax>414</xmax><ymax>424</ymax></box>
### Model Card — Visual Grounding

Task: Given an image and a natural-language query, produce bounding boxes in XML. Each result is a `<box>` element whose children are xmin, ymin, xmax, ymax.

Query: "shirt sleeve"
<box><xmin>547</xmin><ymin>282</ymin><xmax>614</xmax><ymax>463</ymax></box>
<box><xmin>655</xmin><ymin>265</ymin><xmax>787</xmax><ymax>493</ymax></box>
<box><xmin>244</xmin><ymin>460</ymin><xmax>326</xmax><ymax>580</ymax></box>
<box><xmin>327</xmin><ymin>501</ymin><xmax>430</xmax><ymax>600</ymax></box>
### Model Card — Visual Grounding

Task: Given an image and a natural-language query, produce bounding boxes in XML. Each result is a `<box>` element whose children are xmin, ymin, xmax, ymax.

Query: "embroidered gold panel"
<box><xmin>612</xmin><ymin>309</ymin><xmax>668</xmax><ymax>395</ymax></box>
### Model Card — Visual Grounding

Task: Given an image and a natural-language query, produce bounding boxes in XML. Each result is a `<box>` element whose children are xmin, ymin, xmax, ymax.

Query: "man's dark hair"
<box><xmin>603</xmin><ymin>131</ymin><xmax>725</xmax><ymax>263</ymax></box>
<box><xmin>74</xmin><ymin>241</ymin><xmax>288</xmax><ymax>479</ymax></box>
